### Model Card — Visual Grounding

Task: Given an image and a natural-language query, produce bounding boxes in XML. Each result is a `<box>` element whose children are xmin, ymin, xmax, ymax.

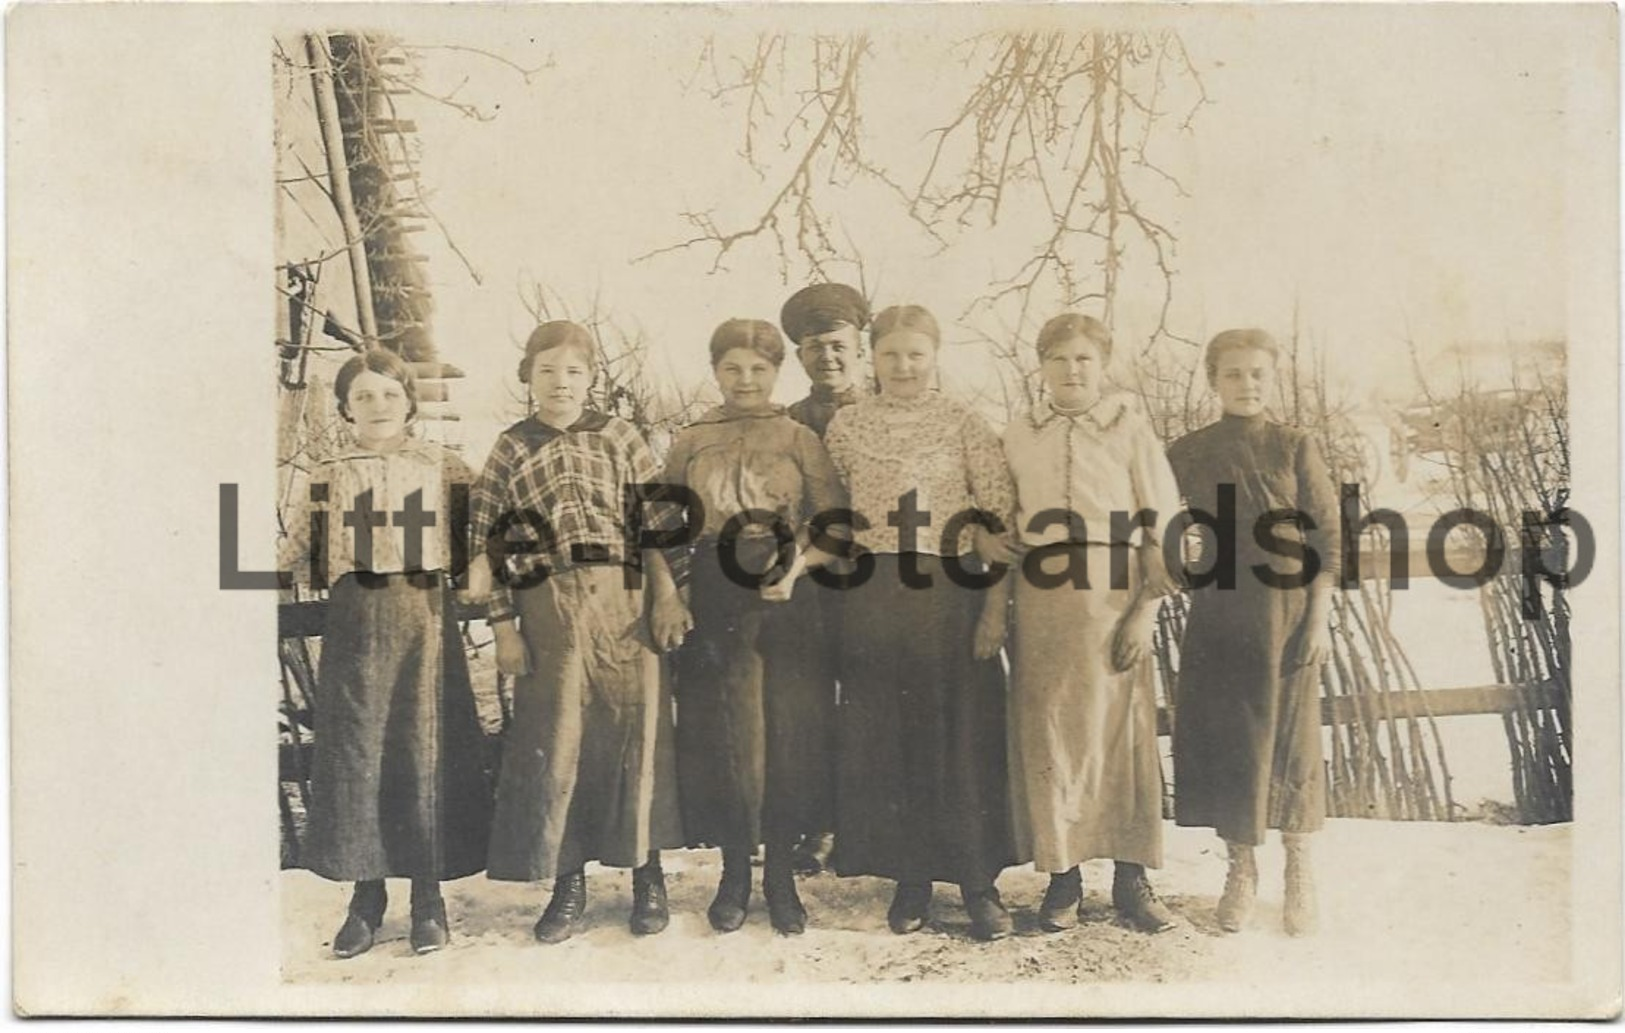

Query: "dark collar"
<box><xmin>806</xmin><ymin>384</ymin><xmax>860</xmax><ymax>406</ymax></box>
<box><xmin>510</xmin><ymin>410</ymin><xmax>612</xmax><ymax>450</ymax></box>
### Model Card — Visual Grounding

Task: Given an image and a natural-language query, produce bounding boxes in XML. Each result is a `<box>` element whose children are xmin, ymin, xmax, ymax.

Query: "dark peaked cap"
<box><xmin>780</xmin><ymin>283</ymin><xmax>870</xmax><ymax>344</ymax></box>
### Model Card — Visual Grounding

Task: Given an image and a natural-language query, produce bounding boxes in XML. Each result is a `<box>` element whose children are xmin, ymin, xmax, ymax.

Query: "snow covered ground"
<box><xmin>281</xmin><ymin>819</ymin><xmax>1569</xmax><ymax>997</ymax></box>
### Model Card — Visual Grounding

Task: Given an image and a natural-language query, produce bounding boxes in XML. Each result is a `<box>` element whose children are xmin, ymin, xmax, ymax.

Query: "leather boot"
<box><xmin>1216</xmin><ymin>839</ymin><xmax>1258</xmax><ymax>933</ymax></box>
<box><xmin>409</xmin><ymin>879</ymin><xmax>449</xmax><ymax>955</ymax></box>
<box><xmin>707</xmin><ymin>847</ymin><xmax>752</xmax><ymax>933</ymax></box>
<box><xmin>887</xmin><ymin>881</ymin><xmax>932</xmax><ymax>934</ymax></box>
<box><xmin>630</xmin><ymin>854</ymin><xmax>670</xmax><ymax>936</ymax></box>
<box><xmin>1282</xmin><ymin>833</ymin><xmax>1318</xmax><ymax>937</ymax></box>
<box><xmin>332</xmin><ymin>879</ymin><xmax>386</xmax><ymax>959</ymax></box>
<box><xmin>1038</xmin><ymin>866</ymin><xmax>1082</xmax><ymax>932</ymax></box>
<box><xmin>763</xmin><ymin>841</ymin><xmax>807</xmax><ymax>935</ymax></box>
<box><xmin>962</xmin><ymin>883</ymin><xmax>1013</xmax><ymax>942</ymax></box>
<box><xmin>1112</xmin><ymin>862</ymin><xmax>1177</xmax><ymax>934</ymax></box>
<box><xmin>533</xmin><ymin>869</ymin><xmax>587</xmax><ymax>945</ymax></box>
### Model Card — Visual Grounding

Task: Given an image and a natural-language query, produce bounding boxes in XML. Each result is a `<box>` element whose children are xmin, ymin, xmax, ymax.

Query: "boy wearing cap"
<box><xmin>777</xmin><ymin>282</ymin><xmax>870</xmax><ymax>874</ymax></box>
<box><xmin>781</xmin><ymin>282</ymin><xmax>871</xmax><ymax>440</ymax></box>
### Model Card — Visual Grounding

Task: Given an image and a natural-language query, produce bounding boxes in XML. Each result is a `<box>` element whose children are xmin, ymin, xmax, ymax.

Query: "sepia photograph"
<box><xmin>9</xmin><ymin>1</ymin><xmax>1621</xmax><ymax>1019</ymax></box>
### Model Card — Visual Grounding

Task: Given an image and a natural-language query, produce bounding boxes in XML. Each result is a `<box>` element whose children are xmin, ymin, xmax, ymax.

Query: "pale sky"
<box><xmin>301</xmin><ymin>6</ymin><xmax>1576</xmax><ymax>462</ymax></box>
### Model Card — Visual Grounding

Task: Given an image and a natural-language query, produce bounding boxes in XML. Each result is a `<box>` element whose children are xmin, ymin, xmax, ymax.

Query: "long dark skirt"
<box><xmin>303</xmin><ymin>572</ymin><xmax>492</xmax><ymax>882</ymax></box>
<box><xmin>674</xmin><ymin>542</ymin><xmax>835</xmax><ymax>847</ymax></box>
<box><xmin>486</xmin><ymin>564</ymin><xmax>684</xmax><ymax>880</ymax></box>
<box><xmin>1173</xmin><ymin>577</ymin><xmax>1326</xmax><ymax>845</ymax></box>
<box><xmin>834</xmin><ymin>553</ymin><xmax>1021</xmax><ymax>886</ymax></box>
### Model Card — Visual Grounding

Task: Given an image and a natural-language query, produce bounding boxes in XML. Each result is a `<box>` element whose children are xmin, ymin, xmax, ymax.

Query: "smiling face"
<box><xmin>795</xmin><ymin>324</ymin><xmax>863</xmax><ymax>393</ymax></box>
<box><xmin>528</xmin><ymin>344</ymin><xmax>593</xmax><ymax>428</ymax></box>
<box><xmin>345</xmin><ymin>369</ymin><xmax>412</xmax><ymax>450</ymax></box>
<box><xmin>1211</xmin><ymin>346</ymin><xmax>1277</xmax><ymax>418</ymax></box>
<box><xmin>714</xmin><ymin>347</ymin><xmax>781</xmax><ymax>412</ymax></box>
<box><xmin>872</xmin><ymin>329</ymin><xmax>937</xmax><ymax>399</ymax></box>
<box><xmin>1040</xmin><ymin>334</ymin><xmax>1105</xmax><ymax>410</ymax></box>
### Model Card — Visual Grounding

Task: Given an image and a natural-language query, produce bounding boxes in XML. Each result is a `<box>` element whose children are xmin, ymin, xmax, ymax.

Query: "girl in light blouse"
<box><xmin>823</xmin><ymin>304</ymin><xmax>1023</xmax><ymax>942</ymax></box>
<box><xmin>280</xmin><ymin>349</ymin><xmax>492</xmax><ymax>959</ymax></box>
<box><xmin>1002</xmin><ymin>313</ymin><xmax>1182</xmax><ymax>936</ymax></box>
<box><xmin>663</xmin><ymin>318</ymin><xmax>847</xmax><ymax>936</ymax></box>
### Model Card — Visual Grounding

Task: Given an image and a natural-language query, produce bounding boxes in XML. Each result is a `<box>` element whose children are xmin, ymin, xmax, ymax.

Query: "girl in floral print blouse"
<box><xmin>821</xmin><ymin>304</ymin><xmax>1024</xmax><ymax>942</ymax></box>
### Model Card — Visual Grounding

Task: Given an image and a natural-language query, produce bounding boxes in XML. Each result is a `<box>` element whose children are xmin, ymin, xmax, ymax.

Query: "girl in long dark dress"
<box><xmin>1166</xmin><ymin>328</ymin><xmax>1340</xmax><ymax>937</ymax></box>
<box><xmin>663</xmin><ymin>318</ymin><xmax>846</xmax><ymax>935</ymax></box>
<box><xmin>280</xmin><ymin>349</ymin><xmax>493</xmax><ymax>959</ymax></box>
<box><xmin>822</xmin><ymin>304</ymin><xmax>1023</xmax><ymax>942</ymax></box>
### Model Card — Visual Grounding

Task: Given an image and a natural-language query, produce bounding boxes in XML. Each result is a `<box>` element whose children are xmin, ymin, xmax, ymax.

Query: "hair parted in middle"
<box><xmin>334</xmin><ymin>347</ymin><xmax>419</xmax><ymax>423</ymax></box>
<box><xmin>708</xmin><ymin>318</ymin><xmax>786</xmax><ymax>368</ymax></box>
<box><xmin>870</xmin><ymin>304</ymin><xmax>941</xmax><ymax>348</ymax></box>
<box><xmin>1035</xmin><ymin>312</ymin><xmax>1113</xmax><ymax>364</ymax></box>
<box><xmin>1203</xmin><ymin>328</ymin><xmax>1280</xmax><ymax>380</ymax></box>
<box><xmin>518</xmin><ymin>320</ymin><xmax>599</xmax><ymax>384</ymax></box>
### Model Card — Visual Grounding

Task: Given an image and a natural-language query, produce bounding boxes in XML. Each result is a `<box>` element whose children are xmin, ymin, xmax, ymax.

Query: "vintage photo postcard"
<box><xmin>8</xmin><ymin>1</ymin><xmax>1621</xmax><ymax>1019</ymax></box>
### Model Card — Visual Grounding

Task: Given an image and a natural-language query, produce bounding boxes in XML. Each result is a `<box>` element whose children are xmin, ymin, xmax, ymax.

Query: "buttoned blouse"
<box><xmin>823</xmin><ymin>391</ymin><xmax>1015</xmax><ymax>557</ymax></box>
<box><xmin>661</xmin><ymin>405</ymin><xmax>846</xmax><ymax>546</ymax></box>
<box><xmin>1002</xmin><ymin>393</ymin><xmax>1182</xmax><ymax>549</ymax></box>
<box><xmin>281</xmin><ymin>439</ymin><xmax>472</xmax><ymax>587</ymax></box>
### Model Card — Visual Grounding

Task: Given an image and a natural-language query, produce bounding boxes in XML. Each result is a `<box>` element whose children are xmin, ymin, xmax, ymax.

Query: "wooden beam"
<box><xmin>1348</xmin><ymin>543</ymin><xmax>1526</xmax><ymax>583</ymax></box>
<box><xmin>304</xmin><ymin>35</ymin><xmax>377</xmax><ymax>342</ymax></box>
<box><xmin>1152</xmin><ymin>682</ymin><xmax>1561</xmax><ymax>736</ymax></box>
<box><xmin>280</xmin><ymin>597</ymin><xmax>490</xmax><ymax>638</ymax></box>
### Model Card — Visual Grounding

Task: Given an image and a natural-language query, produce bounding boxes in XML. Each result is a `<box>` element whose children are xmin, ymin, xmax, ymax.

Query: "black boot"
<box><xmin>409</xmin><ymin>879</ymin><xmax>449</xmax><ymax>955</ymax></box>
<box><xmin>708</xmin><ymin>847</ymin><xmax>752</xmax><ymax>933</ymax></box>
<box><xmin>887</xmin><ymin>881</ymin><xmax>932</xmax><ymax>935</ymax></box>
<box><xmin>630</xmin><ymin>852</ymin><xmax>670</xmax><ymax>936</ymax></box>
<box><xmin>333</xmin><ymin>880</ymin><xmax>386</xmax><ymax>959</ymax></box>
<box><xmin>534</xmin><ymin>869</ymin><xmax>587</xmax><ymax>945</ymax></box>
<box><xmin>1039</xmin><ymin>866</ymin><xmax>1083</xmax><ymax>932</ymax></box>
<box><xmin>763</xmin><ymin>841</ymin><xmax>807</xmax><ymax>936</ymax></box>
<box><xmin>963</xmin><ymin>882</ymin><xmax>1013</xmax><ymax>942</ymax></box>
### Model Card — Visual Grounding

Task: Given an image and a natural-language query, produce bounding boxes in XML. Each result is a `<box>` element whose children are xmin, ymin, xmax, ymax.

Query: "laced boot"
<box><xmin>533</xmin><ymin>869</ymin><xmax>587</xmax><ymax>945</ymax></box>
<box><xmin>1216</xmin><ymin>839</ymin><xmax>1258</xmax><ymax>933</ymax></box>
<box><xmin>707</xmin><ymin>847</ymin><xmax>752</xmax><ymax>933</ymax></box>
<box><xmin>887</xmin><ymin>881</ymin><xmax>932</xmax><ymax>934</ymax></box>
<box><xmin>1038</xmin><ymin>866</ymin><xmax>1083</xmax><ymax>932</ymax></box>
<box><xmin>1282</xmin><ymin>833</ymin><xmax>1319</xmax><ymax>937</ymax></box>
<box><xmin>332</xmin><ymin>879</ymin><xmax>387</xmax><ymax>959</ymax></box>
<box><xmin>963</xmin><ymin>882</ymin><xmax>1014</xmax><ymax>942</ymax></box>
<box><xmin>1112</xmin><ymin>862</ymin><xmax>1177</xmax><ymax>934</ymax></box>
<box><xmin>763</xmin><ymin>841</ymin><xmax>807</xmax><ymax>935</ymax></box>
<box><xmin>409</xmin><ymin>879</ymin><xmax>449</xmax><ymax>955</ymax></box>
<box><xmin>630</xmin><ymin>853</ymin><xmax>670</xmax><ymax>936</ymax></box>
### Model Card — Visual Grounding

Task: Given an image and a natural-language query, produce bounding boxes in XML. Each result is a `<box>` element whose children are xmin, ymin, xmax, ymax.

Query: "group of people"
<box><xmin>281</xmin><ymin>282</ymin><xmax>1342</xmax><ymax>960</ymax></box>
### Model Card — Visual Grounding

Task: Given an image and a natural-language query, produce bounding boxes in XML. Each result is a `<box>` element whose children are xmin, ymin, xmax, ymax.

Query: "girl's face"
<box><xmin>796</xmin><ymin>324</ymin><xmax>864</xmax><ymax>393</ymax></box>
<box><xmin>346</xmin><ymin>369</ymin><xmax>411</xmax><ymax>450</ymax></box>
<box><xmin>529</xmin><ymin>346</ymin><xmax>593</xmax><ymax>427</ymax></box>
<box><xmin>1211</xmin><ymin>347</ymin><xmax>1277</xmax><ymax>418</ymax></box>
<box><xmin>714</xmin><ymin>347</ymin><xmax>780</xmax><ymax>412</ymax></box>
<box><xmin>1041</xmin><ymin>334</ymin><xmax>1105</xmax><ymax>410</ymax></box>
<box><xmin>872</xmin><ymin>329</ymin><xmax>937</xmax><ymax>399</ymax></box>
